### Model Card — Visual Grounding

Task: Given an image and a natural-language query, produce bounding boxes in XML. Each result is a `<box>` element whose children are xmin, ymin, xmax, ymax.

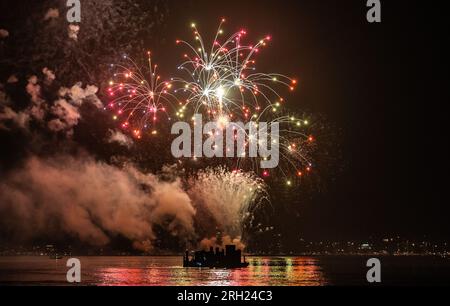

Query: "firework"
<box><xmin>232</xmin><ymin>113</ymin><xmax>317</xmax><ymax>182</ymax></box>
<box><xmin>171</xmin><ymin>20</ymin><xmax>316</xmax><ymax>182</ymax></box>
<box><xmin>187</xmin><ymin>166</ymin><xmax>268</xmax><ymax>238</ymax></box>
<box><xmin>106</xmin><ymin>20</ymin><xmax>320</xmax><ymax>185</ymax></box>
<box><xmin>107</xmin><ymin>53</ymin><xmax>178</xmax><ymax>138</ymax></box>
<box><xmin>172</xmin><ymin>19</ymin><xmax>297</xmax><ymax>121</ymax></box>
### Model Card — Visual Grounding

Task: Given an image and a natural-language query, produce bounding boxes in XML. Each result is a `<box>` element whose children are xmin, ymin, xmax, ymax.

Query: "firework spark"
<box><xmin>172</xmin><ymin>19</ymin><xmax>297</xmax><ymax>121</ymax></box>
<box><xmin>107</xmin><ymin>20</ymin><xmax>320</xmax><ymax>184</ymax></box>
<box><xmin>171</xmin><ymin>20</ymin><xmax>315</xmax><ymax>182</ymax></box>
<box><xmin>188</xmin><ymin>166</ymin><xmax>268</xmax><ymax>238</ymax></box>
<box><xmin>232</xmin><ymin>113</ymin><xmax>317</xmax><ymax>181</ymax></box>
<box><xmin>107</xmin><ymin>53</ymin><xmax>177</xmax><ymax>138</ymax></box>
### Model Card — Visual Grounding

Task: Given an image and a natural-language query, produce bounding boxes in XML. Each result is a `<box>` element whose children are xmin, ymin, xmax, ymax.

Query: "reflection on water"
<box><xmin>1</xmin><ymin>256</ymin><xmax>449</xmax><ymax>286</ymax></box>
<box><xmin>92</xmin><ymin>257</ymin><xmax>327</xmax><ymax>286</ymax></box>
<box><xmin>0</xmin><ymin>256</ymin><xmax>326</xmax><ymax>286</ymax></box>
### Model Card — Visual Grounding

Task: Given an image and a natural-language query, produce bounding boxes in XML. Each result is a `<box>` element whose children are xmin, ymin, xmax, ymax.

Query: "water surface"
<box><xmin>0</xmin><ymin>256</ymin><xmax>449</xmax><ymax>286</ymax></box>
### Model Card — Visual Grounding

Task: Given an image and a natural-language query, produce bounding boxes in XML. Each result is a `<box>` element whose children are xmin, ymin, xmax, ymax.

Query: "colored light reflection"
<box><xmin>94</xmin><ymin>256</ymin><xmax>327</xmax><ymax>286</ymax></box>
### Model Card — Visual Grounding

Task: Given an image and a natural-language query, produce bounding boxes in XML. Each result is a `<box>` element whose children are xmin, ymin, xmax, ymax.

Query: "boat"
<box><xmin>183</xmin><ymin>245</ymin><xmax>249</xmax><ymax>268</ymax></box>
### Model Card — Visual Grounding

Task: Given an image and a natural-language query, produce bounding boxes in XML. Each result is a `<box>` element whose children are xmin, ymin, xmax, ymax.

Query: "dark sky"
<box><xmin>161</xmin><ymin>0</ymin><xmax>448</xmax><ymax>240</ymax></box>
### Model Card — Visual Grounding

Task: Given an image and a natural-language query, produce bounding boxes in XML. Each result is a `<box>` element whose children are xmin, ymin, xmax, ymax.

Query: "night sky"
<box><xmin>0</xmin><ymin>0</ymin><xmax>449</xmax><ymax>249</ymax></box>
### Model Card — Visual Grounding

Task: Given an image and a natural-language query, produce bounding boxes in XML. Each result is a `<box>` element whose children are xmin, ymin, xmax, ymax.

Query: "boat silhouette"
<box><xmin>183</xmin><ymin>245</ymin><xmax>249</xmax><ymax>268</ymax></box>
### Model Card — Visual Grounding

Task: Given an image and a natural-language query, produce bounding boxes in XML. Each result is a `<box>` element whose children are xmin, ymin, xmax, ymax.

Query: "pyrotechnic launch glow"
<box><xmin>188</xmin><ymin>167</ymin><xmax>267</xmax><ymax>238</ymax></box>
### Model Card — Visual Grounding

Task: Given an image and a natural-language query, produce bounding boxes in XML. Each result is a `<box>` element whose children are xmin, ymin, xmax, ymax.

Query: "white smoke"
<box><xmin>107</xmin><ymin>129</ymin><xmax>134</xmax><ymax>148</ymax></box>
<box><xmin>188</xmin><ymin>168</ymin><xmax>267</xmax><ymax>240</ymax></box>
<box><xmin>68</xmin><ymin>24</ymin><xmax>80</xmax><ymax>41</ymax></box>
<box><xmin>0</xmin><ymin>71</ymin><xmax>103</xmax><ymax>136</ymax></box>
<box><xmin>26</xmin><ymin>76</ymin><xmax>43</xmax><ymax>105</ymax></box>
<box><xmin>0</xmin><ymin>107</ymin><xmax>30</xmax><ymax>131</ymax></box>
<box><xmin>199</xmin><ymin>235</ymin><xmax>246</xmax><ymax>251</ymax></box>
<box><xmin>42</xmin><ymin>67</ymin><xmax>56</xmax><ymax>85</ymax></box>
<box><xmin>0</xmin><ymin>153</ymin><xmax>265</xmax><ymax>251</ymax></box>
<box><xmin>48</xmin><ymin>99</ymin><xmax>81</xmax><ymax>133</ymax></box>
<box><xmin>0</xmin><ymin>156</ymin><xmax>196</xmax><ymax>252</ymax></box>
<box><xmin>59</xmin><ymin>82</ymin><xmax>102</xmax><ymax>108</ymax></box>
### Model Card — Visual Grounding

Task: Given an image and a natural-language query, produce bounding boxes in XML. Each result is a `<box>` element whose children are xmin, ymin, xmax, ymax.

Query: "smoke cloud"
<box><xmin>0</xmin><ymin>156</ymin><xmax>265</xmax><ymax>251</ymax></box>
<box><xmin>0</xmin><ymin>155</ymin><xmax>196</xmax><ymax>252</ymax></box>
<box><xmin>0</xmin><ymin>72</ymin><xmax>265</xmax><ymax>252</ymax></box>
<box><xmin>0</xmin><ymin>106</ymin><xmax>30</xmax><ymax>130</ymax></box>
<box><xmin>42</xmin><ymin>67</ymin><xmax>56</xmax><ymax>85</ymax></box>
<box><xmin>199</xmin><ymin>235</ymin><xmax>246</xmax><ymax>251</ymax></box>
<box><xmin>58</xmin><ymin>83</ymin><xmax>102</xmax><ymax>108</ymax></box>
<box><xmin>68</xmin><ymin>24</ymin><xmax>80</xmax><ymax>41</ymax></box>
<box><xmin>107</xmin><ymin>129</ymin><xmax>134</xmax><ymax>148</ymax></box>
<box><xmin>0</xmin><ymin>71</ymin><xmax>102</xmax><ymax>136</ymax></box>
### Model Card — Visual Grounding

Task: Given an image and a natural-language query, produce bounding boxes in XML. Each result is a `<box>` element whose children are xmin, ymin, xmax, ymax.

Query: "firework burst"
<box><xmin>170</xmin><ymin>20</ymin><xmax>316</xmax><ymax>182</ymax></box>
<box><xmin>233</xmin><ymin>113</ymin><xmax>317</xmax><ymax>182</ymax></box>
<box><xmin>106</xmin><ymin>20</ymin><xmax>321</xmax><ymax>185</ymax></box>
<box><xmin>172</xmin><ymin>19</ymin><xmax>297</xmax><ymax>121</ymax></box>
<box><xmin>107</xmin><ymin>53</ymin><xmax>178</xmax><ymax>138</ymax></box>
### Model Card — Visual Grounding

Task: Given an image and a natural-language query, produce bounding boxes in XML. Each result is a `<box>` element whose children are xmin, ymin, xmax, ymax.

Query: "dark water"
<box><xmin>0</xmin><ymin>256</ymin><xmax>449</xmax><ymax>286</ymax></box>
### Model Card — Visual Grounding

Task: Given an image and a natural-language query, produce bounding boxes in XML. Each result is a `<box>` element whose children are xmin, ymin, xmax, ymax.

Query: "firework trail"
<box><xmin>187</xmin><ymin>167</ymin><xmax>268</xmax><ymax>239</ymax></box>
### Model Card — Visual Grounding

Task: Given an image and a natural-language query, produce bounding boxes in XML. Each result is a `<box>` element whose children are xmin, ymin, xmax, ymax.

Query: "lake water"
<box><xmin>0</xmin><ymin>256</ymin><xmax>449</xmax><ymax>286</ymax></box>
